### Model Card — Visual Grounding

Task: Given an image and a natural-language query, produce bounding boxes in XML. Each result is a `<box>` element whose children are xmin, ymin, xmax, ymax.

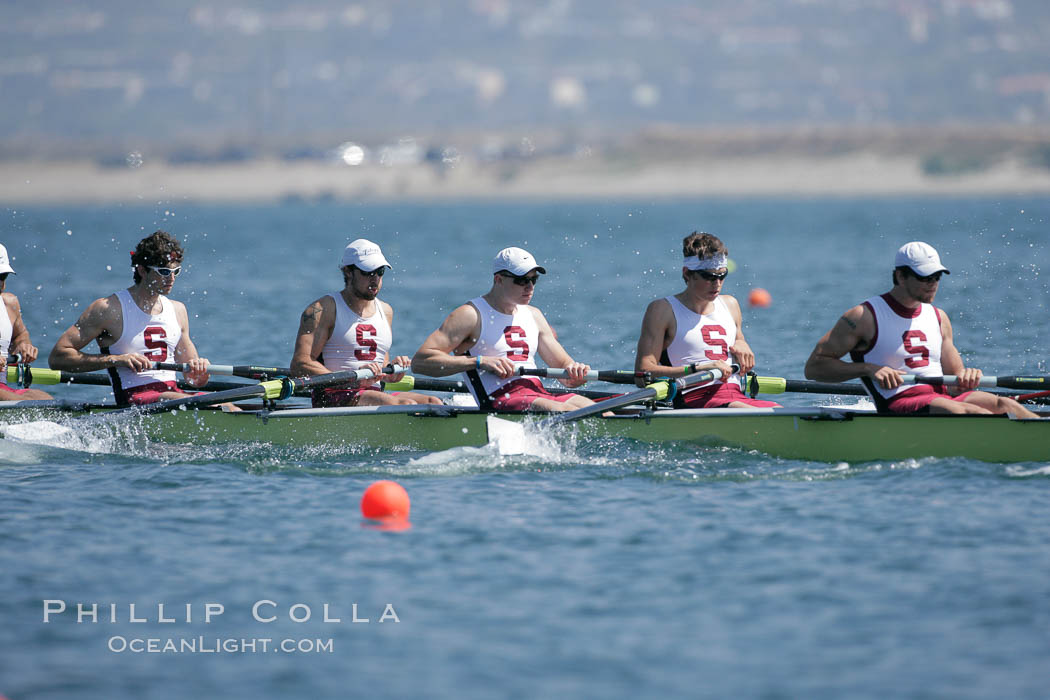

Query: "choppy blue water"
<box><xmin>1</xmin><ymin>197</ymin><xmax>1049</xmax><ymax>699</ymax></box>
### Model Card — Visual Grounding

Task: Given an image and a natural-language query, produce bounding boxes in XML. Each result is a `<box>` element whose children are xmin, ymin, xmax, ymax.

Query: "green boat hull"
<box><xmin>70</xmin><ymin>405</ymin><xmax>1050</xmax><ymax>462</ymax></box>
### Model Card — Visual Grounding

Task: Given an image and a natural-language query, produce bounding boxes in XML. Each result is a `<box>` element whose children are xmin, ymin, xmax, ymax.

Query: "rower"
<box><xmin>48</xmin><ymin>230</ymin><xmax>229</xmax><ymax>408</ymax></box>
<box><xmin>289</xmin><ymin>238</ymin><xmax>440</xmax><ymax>408</ymax></box>
<box><xmin>805</xmin><ymin>241</ymin><xmax>1038</xmax><ymax>417</ymax></box>
<box><xmin>634</xmin><ymin>231</ymin><xmax>780</xmax><ymax>409</ymax></box>
<box><xmin>0</xmin><ymin>242</ymin><xmax>52</xmax><ymax>400</ymax></box>
<box><xmin>411</xmin><ymin>246</ymin><xmax>595</xmax><ymax>412</ymax></box>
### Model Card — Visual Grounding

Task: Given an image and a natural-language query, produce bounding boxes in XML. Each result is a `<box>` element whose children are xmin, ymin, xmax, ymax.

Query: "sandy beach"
<box><xmin>3</xmin><ymin>152</ymin><xmax>1050</xmax><ymax>204</ymax></box>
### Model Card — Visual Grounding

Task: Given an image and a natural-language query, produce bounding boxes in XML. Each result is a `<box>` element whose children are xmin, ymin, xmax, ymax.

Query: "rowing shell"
<box><xmin>1</xmin><ymin>402</ymin><xmax>1047</xmax><ymax>463</ymax></box>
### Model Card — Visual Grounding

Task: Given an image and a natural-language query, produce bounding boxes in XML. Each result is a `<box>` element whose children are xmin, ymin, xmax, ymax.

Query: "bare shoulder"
<box><xmin>720</xmin><ymin>294</ymin><xmax>743</xmax><ymax>315</ymax></box>
<box><xmin>642</xmin><ymin>297</ymin><xmax>673</xmax><ymax>322</ymax></box>
<box><xmin>1</xmin><ymin>291</ymin><xmax>16</xmax><ymax>310</ymax></box>
<box><xmin>169</xmin><ymin>298</ymin><xmax>189</xmax><ymax>319</ymax></box>
<box><xmin>378</xmin><ymin>299</ymin><xmax>394</xmax><ymax>321</ymax></box>
<box><xmin>298</xmin><ymin>295</ymin><xmax>334</xmax><ymax>330</ymax></box>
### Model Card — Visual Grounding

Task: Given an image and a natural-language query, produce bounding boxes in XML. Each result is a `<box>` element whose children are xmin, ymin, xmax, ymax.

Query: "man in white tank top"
<box><xmin>0</xmin><ymin>242</ymin><xmax>52</xmax><ymax>400</ymax></box>
<box><xmin>635</xmin><ymin>232</ymin><xmax>779</xmax><ymax>409</ymax></box>
<box><xmin>49</xmin><ymin>231</ymin><xmax>219</xmax><ymax>407</ymax></box>
<box><xmin>412</xmin><ymin>246</ymin><xmax>594</xmax><ymax>412</ymax></box>
<box><xmin>805</xmin><ymin>241</ymin><xmax>1037</xmax><ymax>417</ymax></box>
<box><xmin>290</xmin><ymin>239</ymin><xmax>441</xmax><ymax>408</ymax></box>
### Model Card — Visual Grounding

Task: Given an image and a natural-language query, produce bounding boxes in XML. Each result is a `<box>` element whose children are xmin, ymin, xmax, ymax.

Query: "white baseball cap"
<box><xmin>340</xmin><ymin>238</ymin><xmax>391</xmax><ymax>272</ymax></box>
<box><xmin>0</xmin><ymin>243</ymin><xmax>14</xmax><ymax>274</ymax></box>
<box><xmin>492</xmin><ymin>247</ymin><xmax>546</xmax><ymax>276</ymax></box>
<box><xmin>895</xmin><ymin>241</ymin><xmax>949</xmax><ymax>277</ymax></box>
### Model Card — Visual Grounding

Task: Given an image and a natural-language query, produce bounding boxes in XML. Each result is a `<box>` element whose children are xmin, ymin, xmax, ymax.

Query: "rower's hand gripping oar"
<box><xmin>119</xmin><ymin>364</ymin><xmax>405</xmax><ymax>416</ymax></box>
<box><xmin>487</xmin><ymin>366</ymin><xmax>734</xmax><ymax>455</ymax></box>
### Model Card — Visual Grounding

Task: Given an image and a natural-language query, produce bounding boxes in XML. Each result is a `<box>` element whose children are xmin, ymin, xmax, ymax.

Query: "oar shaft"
<box><xmin>907</xmin><ymin>374</ymin><xmax>1049</xmax><ymax>391</ymax></box>
<box><xmin>517</xmin><ymin>368</ymin><xmax>644</xmax><ymax>384</ymax></box>
<box><xmin>541</xmin><ymin>367</ymin><xmax>726</xmax><ymax>427</ymax></box>
<box><xmin>752</xmin><ymin>376</ymin><xmax>868</xmax><ymax>396</ymax></box>
<box><xmin>153</xmin><ymin>362</ymin><xmax>295</xmax><ymax>379</ymax></box>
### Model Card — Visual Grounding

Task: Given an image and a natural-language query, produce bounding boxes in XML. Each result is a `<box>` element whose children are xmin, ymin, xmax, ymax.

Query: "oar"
<box><xmin>154</xmin><ymin>362</ymin><xmax>294</xmax><ymax>380</ymax></box>
<box><xmin>119</xmin><ymin>365</ymin><xmax>400</xmax><ymax>416</ymax></box>
<box><xmin>903</xmin><ymin>374</ymin><xmax>1050</xmax><ymax>391</ymax></box>
<box><xmin>486</xmin><ymin>367</ymin><xmax>730</xmax><ymax>454</ymax></box>
<box><xmin>748</xmin><ymin>376</ymin><xmax>868</xmax><ymax>397</ymax></box>
<box><xmin>517</xmin><ymin>368</ymin><xmax>647</xmax><ymax>385</ymax></box>
<box><xmin>4</xmin><ymin>366</ymin><xmax>265</xmax><ymax>394</ymax></box>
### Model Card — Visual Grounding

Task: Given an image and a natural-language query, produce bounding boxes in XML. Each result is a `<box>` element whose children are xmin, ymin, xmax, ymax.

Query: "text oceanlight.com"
<box><xmin>107</xmin><ymin>636</ymin><xmax>334</xmax><ymax>654</ymax></box>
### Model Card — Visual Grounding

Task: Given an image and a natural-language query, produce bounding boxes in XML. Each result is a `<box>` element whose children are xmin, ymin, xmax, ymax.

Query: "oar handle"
<box><xmin>517</xmin><ymin>367</ymin><xmax>646</xmax><ymax>384</ymax></box>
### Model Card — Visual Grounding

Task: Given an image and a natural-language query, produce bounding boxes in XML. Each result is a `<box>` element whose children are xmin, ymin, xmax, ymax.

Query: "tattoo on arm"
<box><xmin>300</xmin><ymin>306</ymin><xmax>322</xmax><ymax>333</ymax></box>
<box><xmin>838</xmin><ymin>316</ymin><xmax>857</xmax><ymax>330</ymax></box>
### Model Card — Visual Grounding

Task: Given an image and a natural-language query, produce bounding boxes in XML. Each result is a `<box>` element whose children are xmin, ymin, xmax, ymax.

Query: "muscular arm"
<box><xmin>723</xmin><ymin>294</ymin><xmax>755</xmax><ymax>374</ymax></box>
<box><xmin>290</xmin><ymin>297</ymin><xmax>336</xmax><ymax>377</ymax></box>
<box><xmin>533</xmin><ymin>308</ymin><xmax>590</xmax><ymax>387</ymax></box>
<box><xmin>4</xmin><ymin>293</ymin><xmax>39</xmax><ymax>364</ymax></box>
<box><xmin>804</xmin><ymin>304</ymin><xmax>901</xmax><ymax>385</ymax></box>
<box><xmin>49</xmin><ymin>296</ymin><xmax>150</xmax><ymax>373</ymax></box>
<box><xmin>937</xmin><ymin>310</ymin><xmax>982</xmax><ymax>389</ymax></box>
<box><xmin>171</xmin><ymin>301</ymin><xmax>211</xmax><ymax>386</ymax></box>
<box><xmin>411</xmin><ymin>304</ymin><xmax>484</xmax><ymax>377</ymax></box>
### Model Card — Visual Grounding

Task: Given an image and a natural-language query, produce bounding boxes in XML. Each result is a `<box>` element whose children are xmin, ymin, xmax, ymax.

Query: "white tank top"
<box><xmin>851</xmin><ymin>293</ymin><xmax>943</xmax><ymax>403</ymax></box>
<box><xmin>321</xmin><ymin>294</ymin><xmax>392</xmax><ymax>373</ymax></box>
<box><xmin>664</xmin><ymin>295</ymin><xmax>742</xmax><ymax>389</ymax></box>
<box><xmin>0</xmin><ymin>296</ymin><xmax>13</xmax><ymax>359</ymax></box>
<box><xmin>465</xmin><ymin>296</ymin><xmax>539</xmax><ymax>401</ymax></box>
<box><xmin>104</xmin><ymin>289</ymin><xmax>181</xmax><ymax>391</ymax></box>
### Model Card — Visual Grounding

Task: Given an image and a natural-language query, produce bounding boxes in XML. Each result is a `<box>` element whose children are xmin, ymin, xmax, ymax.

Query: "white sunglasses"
<box><xmin>147</xmin><ymin>265</ymin><xmax>182</xmax><ymax>278</ymax></box>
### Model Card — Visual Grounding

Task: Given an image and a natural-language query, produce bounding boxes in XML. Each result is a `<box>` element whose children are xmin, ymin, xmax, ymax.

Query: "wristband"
<box><xmin>475</xmin><ymin>355</ymin><xmax>482</xmax><ymax>370</ymax></box>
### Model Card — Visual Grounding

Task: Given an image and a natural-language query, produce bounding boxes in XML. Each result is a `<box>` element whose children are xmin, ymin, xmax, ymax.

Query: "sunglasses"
<box><xmin>692</xmin><ymin>270</ymin><xmax>728</xmax><ymax>281</ymax></box>
<box><xmin>147</xmin><ymin>265</ymin><xmax>182</xmax><ymax>278</ymax></box>
<box><xmin>355</xmin><ymin>267</ymin><xmax>385</xmax><ymax>278</ymax></box>
<box><xmin>912</xmin><ymin>271</ymin><xmax>942</xmax><ymax>283</ymax></box>
<box><xmin>499</xmin><ymin>272</ymin><xmax>540</xmax><ymax>286</ymax></box>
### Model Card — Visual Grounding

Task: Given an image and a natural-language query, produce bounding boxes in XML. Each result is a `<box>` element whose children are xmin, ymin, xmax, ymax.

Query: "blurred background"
<box><xmin>3</xmin><ymin>0</ymin><xmax>1050</xmax><ymax>201</ymax></box>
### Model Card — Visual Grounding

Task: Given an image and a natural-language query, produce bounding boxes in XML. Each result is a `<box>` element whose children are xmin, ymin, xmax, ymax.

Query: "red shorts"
<box><xmin>312</xmin><ymin>384</ymin><xmax>385</xmax><ymax>408</ymax></box>
<box><xmin>489</xmin><ymin>378</ymin><xmax>578</xmax><ymax>411</ymax></box>
<box><xmin>0</xmin><ymin>382</ymin><xmax>33</xmax><ymax>397</ymax></box>
<box><xmin>885</xmin><ymin>385</ymin><xmax>975</xmax><ymax>414</ymax></box>
<box><xmin>118</xmin><ymin>380</ymin><xmax>204</xmax><ymax>406</ymax></box>
<box><xmin>679</xmin><ymin>381</ymin><xmax>781</xmax><ymax>409</ymax></box>
<box><xmin>117</xmin><ymin>380</ymin><xmax>185</xmax><ymax>406</ymax></box>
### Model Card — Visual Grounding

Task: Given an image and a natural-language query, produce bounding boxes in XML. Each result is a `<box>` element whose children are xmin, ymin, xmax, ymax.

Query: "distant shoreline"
<box><xmin>3</xmin><ymin>153</ymin><xmax>1050</xmax><ymax>204</ymax></box>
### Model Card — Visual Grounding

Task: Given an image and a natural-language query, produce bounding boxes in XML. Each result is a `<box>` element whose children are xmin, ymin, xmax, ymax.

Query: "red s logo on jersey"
<box><xmin>902</xmin><ymin>330</ymin><xmax>930</xmax><ymax>368</ymax></box>
<box><xmin>701</xmin><ymin>325</ymin><xmax>730</xmax><ymax>361</ymax></box>
<box><xmin>355</xmin><ymin>324</ymin><xmax>378</xmax><ymax>361</ymax></box>
<box><xmin>503</xmin><ymin>326</ymin><xmax>530</xmax><ymax>361</ymax></box>
<box><xmin>143</xmin><ymin>326</ymin><xmax>168</xmax><ymax>361</ymax></box>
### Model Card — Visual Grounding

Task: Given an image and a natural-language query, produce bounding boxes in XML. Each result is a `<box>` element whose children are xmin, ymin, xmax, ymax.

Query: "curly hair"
<box><xmin>131</xmin><ymin>231</ymin><xmax>183</xmax><ymax>284</ymax></box>
<box><xmin>682</xmin><ymin>231</ymin><xmax>728</xmax><ymax>259</ymax></box>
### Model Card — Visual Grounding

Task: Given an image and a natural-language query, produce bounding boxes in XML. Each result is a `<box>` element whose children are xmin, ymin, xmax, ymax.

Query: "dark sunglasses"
<box><xmin>354</xmin><ymin>267</ymin><xmax>386</xmax><ymax>278</ymax></box>
<box><xmin>692</xmin><ymin>269</ymin><xmax>728</xmax><ymax>281</ymax></box>
<box><xmin>499</xmin><ymin>272</ymin><xmax>539</xmax><ymax>286</ymax></box>
<box><xmin>912</xmin><ymin>271</ymin><xmax>942</xmax><ymax>283</ymax></box>
<box><xmin>148</xmin><ymin>265</ymin><xmax>182</xmax><ymax>278</ymax></box>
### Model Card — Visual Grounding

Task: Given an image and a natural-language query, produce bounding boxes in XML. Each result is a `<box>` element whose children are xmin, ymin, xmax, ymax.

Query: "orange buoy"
<box><xmin>361</xmin><ymin>480</ymin><xmax>411</xmax><ymax>520</ymax></box>
<box><xmin>748</xmin><ymin>287</ymin><xmax>772</xmax><ymax>308</ymax></box>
